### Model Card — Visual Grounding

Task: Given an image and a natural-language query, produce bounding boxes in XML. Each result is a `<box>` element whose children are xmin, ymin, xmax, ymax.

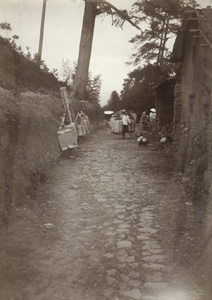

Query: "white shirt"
<box><xmin>122</xmin><ymin>114</ymin><xmax>130</xmax><ymax>125</ymax></box>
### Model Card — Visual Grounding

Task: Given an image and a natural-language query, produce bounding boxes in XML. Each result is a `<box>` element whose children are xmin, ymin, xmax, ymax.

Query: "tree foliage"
<box><xmin>87</xmin><ymin>0</ymin><xmax>140</xmax><ymax>29</ymax></box>
<box><xmin>0</xmin><ymin>23</ymin><xmax>62</xmax><ymax>93</ymax></box>
<box><xmin>86</xmin><ymin>74</ymin><xmax>102</xmax><ymax>103</ymax></box>
<box><xmin>120</xmin><ymin>63</ymin><xmax>173</xmax><ymax>114</ymax></box>
<box><xmin>0</xmin><ymin>22</ymin><xmax>58</xmax><ymax>76</ymax></box>
<box><xmin>104</xmin><ymin>90</ymin><xmax>122</xmax><ymax>111</ymax></box>
<box><xmin>72</xmin><ymin>0</ymin><xmax>140</xmax><ymax>101</ymax></box>
<box><xmin>0</xmin><ymin>22</ymin><xmax>12</xmax><ymax>33</ymax></box>
<box><xmin>128</xmin><ymin>0</ymin><xmax>198</xmax><ymax>66</ymax></box>
<box><xmin>60</xmin><ymin>59</ymin><xmax>101</xmax><ymax>104</ymax></box>
<box><xmin>60</xmin><ymin>59</ymin><xmax>76</xmax><ymax>86</ymax></box>
<box><xmin>117</xmin><ymin>0</ymin><xmax>199</xmax><ymax>115</ymax></box>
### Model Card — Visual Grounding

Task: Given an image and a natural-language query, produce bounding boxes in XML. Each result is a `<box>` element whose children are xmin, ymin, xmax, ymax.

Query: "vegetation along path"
<box><xmin>1</xmin><ymin>125</ymin><xmax>212</xmax><ymax>300</ymax></box>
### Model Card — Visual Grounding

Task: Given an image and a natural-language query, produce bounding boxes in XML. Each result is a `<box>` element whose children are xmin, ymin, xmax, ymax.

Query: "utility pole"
<box><xmin>38</xmin><ymin>0</ymin><xmax>47</xmax><ymax>65</ymax></box>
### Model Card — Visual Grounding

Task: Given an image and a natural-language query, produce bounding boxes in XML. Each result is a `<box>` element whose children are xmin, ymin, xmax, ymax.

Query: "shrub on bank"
<box><xmin>0</xmin><ymin>88</ymin><xmax>63</xmax><ymax>222</ymax></box>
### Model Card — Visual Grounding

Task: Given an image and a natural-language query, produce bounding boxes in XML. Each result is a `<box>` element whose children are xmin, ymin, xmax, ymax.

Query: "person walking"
<box><xmin>121</xmin><ymin>111</ymin><xmax>131</xmax><ymax>139</ymax></box>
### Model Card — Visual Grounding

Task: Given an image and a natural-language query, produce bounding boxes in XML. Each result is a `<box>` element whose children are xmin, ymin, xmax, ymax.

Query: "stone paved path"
<box><xmin>1</xmin><ymin>126</ymin><xmax>212</xmax><ymax>300</ymax></box>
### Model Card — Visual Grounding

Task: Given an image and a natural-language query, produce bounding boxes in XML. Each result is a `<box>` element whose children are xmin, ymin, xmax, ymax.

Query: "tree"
<box><xmin>104</xmin><ymin>91</ymin><xmax>122</xmax><ymax>111</ymax></box>
<box><xmin>72</xmin><ymin>1</ymin><xmax>96</xmax><ymax>100</ymax></box>
<box><xmin>0</xmin><ymin>22</ymin><xmax>12</xmax><ymax>34</ymax></box>
<box><xmin>60</xmin><ymin>58</ymin><xmax>102</xmax><ymax>103</ymax></box>
<box><xmin>60</xmin><ymin>59</ymin><xmax>75</xmax><ymax>86</ymax></box>
<box><xmin>86</xmin><ymin>74</ymin><xmax>102</xmax><ymax>103</ymax></box>
<box><xmin>72</xmin><ymin>0</ymin><xmax>140</xmax><ymax>101</ymax></box>
<box><xmin>128</xmin><ymin>0</ymin><xmax>198</xmax><ymax>66</ymax></box>
<box><xmin>120</xmin><ymin>0</ymin><xmax>198</xmax><ymax>115</ymax></box>
<box><xmin>120</xmin><ymin>63</ymin><xmax>173</xmax><ymax>114</ymax></box>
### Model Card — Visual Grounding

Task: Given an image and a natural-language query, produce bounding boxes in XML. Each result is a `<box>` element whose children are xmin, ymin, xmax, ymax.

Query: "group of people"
<box><xmin>139</xmin><ymin>108</ymin><xmax>156</xmax><ymax>132</ymax></box>
<box><xmin>120</xmin><ymin>108</ymin><xmax>173</xmax><ymax>146</ymax></box>
<box><xmin>121</xmin><ymin>110</ymin><xmax>137</xmax><ymax>139</ymax></box>
<box><xmin>109</xmin><ymin>107</ymin><xmax>172</xmax><ymax>146</ymax></box>
<box><xmin>120</xmin><ymin>108</ymin><xmax>157</xmax><ymax>139</ymax></box>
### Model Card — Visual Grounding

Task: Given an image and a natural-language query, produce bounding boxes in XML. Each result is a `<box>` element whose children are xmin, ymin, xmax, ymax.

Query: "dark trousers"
<box><xmin>122</xmin><ymin>125</ymin><xmax>128</xmax><ymax>138</ymax></box>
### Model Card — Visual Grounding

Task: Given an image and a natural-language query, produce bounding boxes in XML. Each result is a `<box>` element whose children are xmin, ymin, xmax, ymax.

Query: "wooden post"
<box><xmin>60</xmin><ymin>87</ymin><xmax>76</xmax><ymax>123</ymax></box>
<box><xmin>38</xmin><ymin>0</ymin><xmax>47</xmax><ymax>64</ymax></box>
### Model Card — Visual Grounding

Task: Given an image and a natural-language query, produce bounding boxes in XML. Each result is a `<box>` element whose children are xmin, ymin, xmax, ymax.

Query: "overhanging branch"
<box><xmin>84</xmin><ymin>0</ymin><xmax>140</xmax><ymax>30</ymax></box>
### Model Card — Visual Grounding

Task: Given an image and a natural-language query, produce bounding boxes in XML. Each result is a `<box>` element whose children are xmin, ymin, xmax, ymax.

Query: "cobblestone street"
<box><xmin>1</xmin><ymin>126</ymin><xmax>212</xmax><ymax>300</ymax></box>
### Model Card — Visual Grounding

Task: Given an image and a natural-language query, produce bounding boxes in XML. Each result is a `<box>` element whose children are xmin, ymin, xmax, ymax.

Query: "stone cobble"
<box><xmin>0</xmin><ymin>126</ymin><xmax>210</xmax><ymax>300</ymax></box>
<box><xmin>55</xmin><ymin>128</ymin><xmax>175</xmax><ymax>299</ymax></box>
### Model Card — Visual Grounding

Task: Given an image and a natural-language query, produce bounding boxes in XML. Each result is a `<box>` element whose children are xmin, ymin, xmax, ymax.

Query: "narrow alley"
<box><xmin>1</xmin><ymin>126</ymin><xmax>212</xmax><ymax>300</ymax></box>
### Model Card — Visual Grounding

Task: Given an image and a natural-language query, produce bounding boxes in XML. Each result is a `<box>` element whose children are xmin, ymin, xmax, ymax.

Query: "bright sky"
<box><xmin>1</xmin><ymin>0</ymin><xmax>212</xmax><ymax>106</ymax></box>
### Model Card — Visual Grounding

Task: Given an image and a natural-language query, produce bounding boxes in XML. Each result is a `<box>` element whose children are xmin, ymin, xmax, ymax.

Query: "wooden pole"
<box><xmin>60</xmin><ymin>87</ymin><xmax>76</xmax><ymax>124</ymax></box>
<box><xmin>38</xmin><ymin>0</ymin><xmax>47</xmax><ymax>64</ymax></box>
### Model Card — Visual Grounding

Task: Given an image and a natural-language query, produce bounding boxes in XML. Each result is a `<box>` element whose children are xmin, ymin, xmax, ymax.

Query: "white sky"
<box><xmin>1</xmin><ymin>0</ymin><xmax>212</xmax><ymax>106</ymax></box>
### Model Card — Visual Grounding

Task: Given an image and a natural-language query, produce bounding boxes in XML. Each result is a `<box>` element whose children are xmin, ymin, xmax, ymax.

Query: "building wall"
<box><xmin>155</xmin><ymin>80</ymin><xmax>175</xmax><ymax>131</ymax></box>
<box><xmin>174</xmin><ymin>28</ymin><xmax>212</xmax><ymax>194</ymax></box>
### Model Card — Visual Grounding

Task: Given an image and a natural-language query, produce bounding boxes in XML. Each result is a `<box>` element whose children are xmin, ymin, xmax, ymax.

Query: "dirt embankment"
<box><xmin>0</xmin><ymin>36</ymin><xmax>103</xmax><ymax>223</ymax></box>
<box><xmin>0</xmin><ymin>85</ymin><xmax>102</xmax><ymax>224</ymax></box>
<box><xmin>0</xmin><ymin>87</ymin><xmax>64</xmax><ymax>223</ymax></box>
